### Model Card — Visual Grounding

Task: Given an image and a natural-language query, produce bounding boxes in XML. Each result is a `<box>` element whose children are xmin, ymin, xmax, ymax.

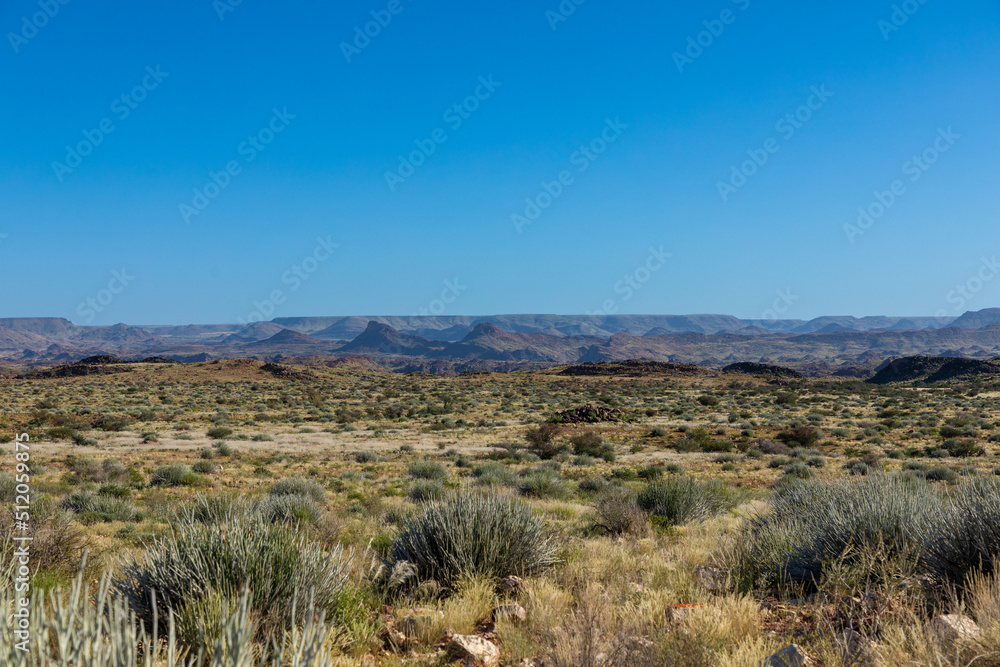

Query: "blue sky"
<box><xmin>1</xmin><ymin>0</ymin><xmax>999</xmax><ymax>325</ymax></box>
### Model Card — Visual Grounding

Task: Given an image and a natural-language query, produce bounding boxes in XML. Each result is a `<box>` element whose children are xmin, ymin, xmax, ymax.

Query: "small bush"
<box><xmin>206</xmin><ymin>426</ymin><xmax>233</xmax><ymax>439</ymax></box>
<box><xmin>925</xmin><ymin>466</ymin><xmax>959</xmax><ymax>483</ymax></box>
<box><xmin>636</xmin><ymin>477</ymin><xmax>738</xmax><ymax>526</ymax></box>
<box><xmin>473</xmin><ymin>462</ymin><xmax>519</xmax><ymax>488</ymax></box>
<box><xmin>192</xmin><ymin>460</ymin><xmax>217</xmax><ymax>474</ymax></box>
<box><xmin>569</xmin><ymin>432</ymin><xmax>616</xmax><ymax>462</ymax></box>
<box><xmin>926</xmin><ymin>478</ymin><xmax>1000</xmax><ymax>587</ymax></box>
<box><xmin>594</xmin><ymin>487</ymin><xmax>646</xmax><ymax>536</ymax></box>
<box><xmin>408</xmin><ymin>459</ymin><xmax>448</xmax><ymax>480</ymax></box>
<box><xmin>784</xmin><ymin>461</ymin><xmax>814</xmax><ymax>479</ymax></box>
<box><xmin>354</xmin><ymin>450</ymin><xmax>378</xmax><ymax>464</ymax></box>
<box><xmin>59</xmin><ymin>491</ymin><xmax>141</xmax><ymax>523</ymax></box>
<box><xmin>518</xmin><ymin>467</ymin><xmax>569</xmax><ymax>499</ymax></box>
<box><xmin>150</xmin><ymin>464</ymin><xmax>197</xmax><ymax>487</ymax></box>
<box><xmin>382</xmin><ymin>488</ymin><xmax>559</xmax><ymax>590</ymax></box>
<box><xmin>731</xmin><ymin>474</ymin><xmax>945</xmax><ymax>592</ymax></box>
<box><xmin>408</xmin><ymin>479</ymin><xmax>446</xmax><ymax>502</ymax></box>
<box><xmin>114</xmin><ymin>514</ymin><xmax>353</xmax><ymax>640</ymax></box>
<box><xmin>270</xmin><ymin>476</ymin><xmax>326</xmax><ymax>503</ymax></box>
<box><xmin>214</xmin><ymin>441</ymin><xmax>234</xmax><ymax>456</ymax></box>
<box><xmin>525</xmin><ymin>423</ymin><xmax>565</xmax><ymax>460</ymax></box>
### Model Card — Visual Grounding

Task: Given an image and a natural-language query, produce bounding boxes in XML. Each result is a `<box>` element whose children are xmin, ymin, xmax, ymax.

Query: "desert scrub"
<box><xmin>408</xmin><ymin>479</ymin><xmax>446</xmax><ymax>502</ymax></box>
<box><xmin>473</xmin><ymin>461</ymin><xmax>519</xmax><ymax>488</ymax></box>
<box><xmin>408</xmin><ymin>459</ymin><xmax>448</xmax><ymax>480</ymax></box>
<box><xmin>925</xmin><ymin>477</ymin><xmax>1000</xmax><ymax>589</ymax></box>
<box><xmin>593</xmin><ymin>486</ymin><xmax>646</xmax><ymax>536</ymax></box>
<box><xmin>113</xmin><ymin>513</ymin><xmax>355</xmax><ymax>642</ymax></box>
<box><xmin>184</xmin><ymin>492</ymin><xmax>321</xmax><ymax>526</ymax></box>
<box><xmin>0</xmin><ymin>565</ymin><xmax>344</xmax><ymax>665</ymax></box>
<box><xmin>270</xmin><ymin>475</ymin><xmax>326</xmax><ymax>503</ymax></box>
<box><xmin>59</xmin><ymin>491</ymin><xmax>141</xmax><ymax>523</ymax></box>
<box><xmin>150</xmin><ymin>464</ymin><xmax>197</xmax><ymax>487</ymax></box>
<box><xmin>381</xmin><ymin>488</ymin><xmax>559</xmax><ymax>591</ymax></box>
<box><xmin>731</xmin><ymin>473</ymin><xmax>945</xmax><ymax>592</ymax></box>
<box><xmin>518</xmin><ymin>466</ymin><xmax>570</xmax><ymax>499</ymax></box>
<box><xmin>636</xmin><ymin>476</ymin><xmax>739</xmax><ymax>526</ymax></box>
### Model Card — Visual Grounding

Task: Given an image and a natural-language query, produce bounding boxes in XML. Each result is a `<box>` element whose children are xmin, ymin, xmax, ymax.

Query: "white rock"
<box><xmin>927</xmin><ymin>614</ymin><xmax>981</xmax><ymax>644</ymax></box>
<box><xmin>447</xmin><ymin>634</ymin><xmax>500</xmax><ymax>667</ymax></box>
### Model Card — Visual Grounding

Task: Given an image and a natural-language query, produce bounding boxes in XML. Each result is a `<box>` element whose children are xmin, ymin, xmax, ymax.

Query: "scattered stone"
<box><xmin>926</xmin><ymin>614</ymin><xmax>981</xmax><ymax>644</ymax></box>
<box><xmin>491</xmin><ymin>603</ymin><xmax>526</xmax><ymax>624</ymax></box>
<box><xmin>838</xmin><ymin>629</ymin><xmax>877</xmax><ymax>667</ymax></box>
<box><xmin>693</xmin><ymin>565</ymin><xmax>728</xmax><ymax>594</ymax></box>
<box><xmin>499</xmin><ymin>575</ymin><xmax>525</xmax><ymax>594</ymax></box>
<box><xmin>447</xmin><ymin>634</ymin><xmax>500</xmax><ymax>667</ymax></box>
<box><xmin>378</xmin><ymin>626</ymin><xmax>408</xmax><ymax>651</ymax></box>
<box><xmin>763</xmin><ymin>644</ymin><xmax>813</xmax><ymax>667</ymax></box>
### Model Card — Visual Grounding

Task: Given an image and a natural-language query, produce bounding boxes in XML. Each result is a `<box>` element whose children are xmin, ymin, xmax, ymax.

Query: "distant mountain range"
<box><xmin>3</xmin><ymin>309</ymin><xmax>1000</xmax><ymax>375</ymax></box>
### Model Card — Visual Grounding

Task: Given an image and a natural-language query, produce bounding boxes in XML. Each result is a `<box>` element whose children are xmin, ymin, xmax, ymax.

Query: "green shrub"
<box><xmin>636</xmin><ymin>477</ymin><xmax>739</xmax><ymax>526</ymax></box>
<box><xmin>0</xmin><ymin>473</ymin><xmax>15</xmax><ymax>502</ymax></box>
<box><xmin>382</xmin><ymin>488</ymin><xmax>559</xmax><ymax>590</ymax></box>
<box><xmin>113</xmin><ymin>515</ymin><xmax>353</xmax><ymax>641</ymax></box>
<box><xmin>270</xmin><ymin>476</ymin><xmax>326</xmax><ymax>503</ymax></box>
<box><xmin>213</xmin><ymin>441</ymin><xmax>234</xmax><ymax>456</ymax></box>
<box><xmin>192</xmin><ymin>460</ymin><xmax>217</xmax><ymax>474</ymax></box>
<box><xmin>150</xmin><ymin>464</ymin><xmax>197</xmax><ymax>487</ymax></box>
<box><xmin>473</xmin><ymin>462</ymin><xmax>519</xmax><ymax>488</ymax></box>
<box><xmin>59</xmin><ymin>491</ymin><xmax>141</xmax><ymax>523</ymax></box>
<box><xmin>354</xmin><ymin>450</ymin><xmax>377</xmax><ymax>463</ymax></box>
<box><xmin>926</xmin><ymin>478</ymin><xmax>1000</xmax><ymax>587</ymax></box>
<box><xmin>408</xmin><ymin>479</ymin><xmax>446</xmax><ymax>502</ymax></box>
<box><xmin>518</xmin><ymin>467</ymin><xmax>569</xmax><ymax>499</ymax></box>
<box><xmin>206</xmin><ymin>426</ymin><xmax>233</xmax><ymax>439</ymax></box>
<box><xmin>524</xmin><ymin>423</ymin><xmax>566</xmax><ymax>459</ymax></box>
<box><xmin>925</xmin><ymin>466</ymin><xmax>959</xmax><ymax>483</ymax></box>
<box><xmin>408</xmin><ymin>459</ymin><xmax>448</xmax><ymax>480</ymax></box>
<box><xmin>569</xmin><ymin>432</ymin><xmax>616</xmax><ymax>462</ymax></box>
<box><xmin>731</xmin><ymin>474</ymin><xmax>945</xmax><ymax>592</ymax></box>
<box><xmin>783</xmin><ymin>461</ymin><xmax>814</xmax><ymax>479</ymax></box>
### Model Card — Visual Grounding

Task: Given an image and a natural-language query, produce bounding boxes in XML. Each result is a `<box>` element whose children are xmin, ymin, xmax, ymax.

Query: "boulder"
<box><xmin>693</xmin><ymin>565</ymin><xmax>728</xmax><ymax>593</ymax></box>
<box><xmin>763</xmin><ymin>644</ymin><xmax>813</xmax><ymax>667</ymax></box>
<box><xmin>447</xmin><ymin>634</ymin><xmax>500</xmax><ymax>667</ymax></box>
<box><xmin>926</xmin><ymin>614</ymin><xmax>981</xmax><ymax>644</ymax></box>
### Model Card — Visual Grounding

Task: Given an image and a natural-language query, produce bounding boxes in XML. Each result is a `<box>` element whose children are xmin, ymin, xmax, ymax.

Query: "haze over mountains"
<box><xmin>3</xmin><ymin>310</ymin><xmax>1000</xmax><ymax>375</ymax></box>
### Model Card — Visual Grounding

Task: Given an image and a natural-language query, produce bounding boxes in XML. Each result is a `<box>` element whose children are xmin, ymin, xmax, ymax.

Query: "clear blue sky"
<box><xmin>2</xmin><ymin>0</ymin><xmax>999</xmax><ymax>325</ymax></box>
